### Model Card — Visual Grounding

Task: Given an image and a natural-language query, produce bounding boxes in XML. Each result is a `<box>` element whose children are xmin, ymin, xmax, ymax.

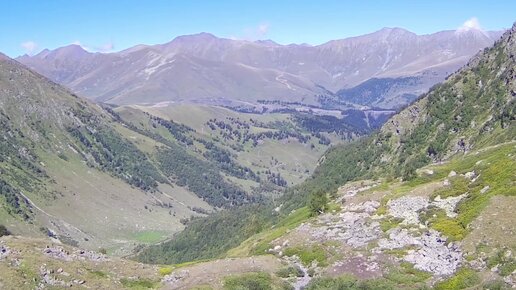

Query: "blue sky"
<box><xmin>1</xmin><ymin>0</ymin><xmax>515</xmax><ymax>57</ymax></box>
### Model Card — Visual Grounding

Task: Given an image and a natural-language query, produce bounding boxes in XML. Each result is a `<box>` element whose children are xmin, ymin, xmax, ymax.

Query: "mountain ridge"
<box><xmin>17</xmin><ymin>27</ymin><xmax>503</xmax><ymax>109</ymax></box>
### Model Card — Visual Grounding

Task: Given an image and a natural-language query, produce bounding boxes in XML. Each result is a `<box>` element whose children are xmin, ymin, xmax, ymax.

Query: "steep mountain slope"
<box><xmin>135</xmin><ymin>22</ymin><xmax>515</xmax><ymax>289</ymax></box>
<box><xmin>18</xmin><ymin>28</ymin><xmax>502</xmax><ymax>108</ymax></box>
<box><xmin>0</xmin><ymin>56</ymin><xmax>215</xmax><ymax>252</ymax></box>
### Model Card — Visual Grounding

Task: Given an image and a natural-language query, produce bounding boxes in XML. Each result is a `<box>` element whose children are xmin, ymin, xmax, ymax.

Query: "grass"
<box><xmin>284</xmin><ymin>245</ymin><xmax>328</xmax><ymax>267</ymax></box>
<box><xmin>431</xmin><ymin>176</ymin><xmax>469</xmax><ymax>199</ymax></box>
<box><xmin>132</xmin><ymin>231</ymin><xmax>167</xmax><ymax>244</ymax></box>
<box><xmin>275</xmin><ymin>265</ymin><xmax>304</xmax><ymax>278</ymax></box>
<box><xmin>158</xmin><ymin>266</ymin><xmax>173</xmax><ymax>276</ymax></box>
<box><xmin>487</xmin><ymin>248</ymin><xmax>516</xmax><ymax>277</ymax></box>
<box><xmin>379</xmin><ymin>217</ymin><xmax>403</xmax><ymax>232</ymax></box>
<box><xmin>384</xmin><ymin>262</ymin><xmax>432</xmax><ymax>286</ymax></box>
<box><xmin>89</xmin><ymin>269</ymin><xmax>108</xmax><ymax>278</ymax></box>
<box><xmin>226</xmin><ymin>206</ymin><xmax>311</xmax><ymax>257</ymax></box>
<box><xmin>120</xmin><ymin>278</ymin><xmax>158</xmax><ymax>289</ymax></box>
<box><xmin>430</xmin><ymin>216</ymin><xmax>466</xmax><ymax>241</ymax></box>
<box><xmin>422</xmin><ymin>143</ymin><xmax>515</xmax><ymax>241</ymax></box>
<box><xmin>434</xmin><ymin>268</ymin><xmax>480</xmax><ymax>290</ymax></box>
<box><xmin>223</xmin><ymin>272</ymin><xmax>272</xmax><ymax>290</ymax></box>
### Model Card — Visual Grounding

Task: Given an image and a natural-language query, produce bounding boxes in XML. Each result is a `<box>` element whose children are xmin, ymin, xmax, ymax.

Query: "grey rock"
<box><xmin>387</xmin><ymin>196</ymin><xmax>429</xmax><ymax>224</ymax></box>
<box><xmin>403</xmin><ymin>230</ymin><xmax>462</xmax><ymax>276</ymax></box>
<box><xmin>432</xmin><ymin>194</ymin><xmax>467</xmax><ymax>218</ymax></box>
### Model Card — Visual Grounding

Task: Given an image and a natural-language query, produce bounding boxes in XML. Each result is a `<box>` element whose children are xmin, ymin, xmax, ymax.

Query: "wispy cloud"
<box><xmin>234</xmin><ymin>22</ymin><xmax>271</xmax><ymax>41</ymax></box>
<box><xmin>257</xmin><ymin>23</ymin><xmax>269</xmax><ymax>36</ymax></box>
<box><xmin>21</xmin><ymin>41</ymin><xmax>38</xmax><ymax>55</ymax></box>
<box><xmin>457</xmin><ymin>17</ymin><xmax>482</xmax><ymax>32</ymax></box>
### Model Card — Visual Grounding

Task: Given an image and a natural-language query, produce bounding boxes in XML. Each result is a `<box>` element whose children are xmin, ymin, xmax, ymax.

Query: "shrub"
<box><xmin>308</xmin><ymin>191</ymin><xmax>328</xmax><ymax>216</ymax></box>
<box><xmin>223</xmin><ymin>272</ymin><xmax>272</xmax><ymax>290</ymax></box>
<box><xmin>284</xmin><ymin>245</ymin><xmax>327</xmax><ymax>267</ymax></box>
<box><xmin>482</xmin><ymin>280</ymin><xmax>508</xmax><ymax>290</ymax></box>
<box><xmin>158</xmin><ymin>267</ymin><xmax>173</xmax><ymax>276</ymax></box>
<box><xmin>0</xmin><ymin>225</ymin><xmax>11</xmax><ymax>237</ymax></box>
<box><xmin>306</xmin><ymin>275</ymin><xmax>396</xmax><ymax>290</ymax></box>
<box><xmin>434</xmin><ymin>268</ymin><xmax>480</xmax><ymax>290</ymax></box>
<box><xmin>430</xmin><ymin>218</ymin><xmax>466</xmax><ymax>241</ymax></box>
<box><xmin>57</xmin><ymin>153</ymin><xmax>69</xmax><ymax>161</ymax></box>
<box><xmin>276</xmin><ymin>266</ymin><xmax>304</xmax><ymax>278</ymax></box>
<box><xmin>120</xmin><ymin>278</ymin><xmax>156</xmax><ymax>289</ymax></box>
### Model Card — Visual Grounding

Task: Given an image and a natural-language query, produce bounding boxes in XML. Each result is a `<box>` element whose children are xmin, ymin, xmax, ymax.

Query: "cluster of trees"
<box><xmin>157</xmin><ymin>146</ymin><xmax>255</xmax><ymax>208</ymax></box>
<box><xmin>293</xmin><ymin>112</ymin><xmax>368</xmax><ymax>139</ymax></box>
<box><xmin>206</xmin><ymin>118</ymin><xmax>312</xmax><ymax>146</ymax></box>
<box><xmin>0</xmin><ymin>180</ymin><xmax>32</xmax><ymax>220</ymax></box>
<box><xmin>0</xmin><ymin>224</ymin><xmax>11</xmax><ymax>237</ymax></box>
<box><xmin>337</xmin><ymin>76</ymin><xmax>420</xmax><ymax>106</ymax></box>
<box><xmin>202</xmin><ymin>141</ymin><xmax>260</xmax><ymax>182</ymax></box>
<box><xmin>264</xmin><ymin>170</ymin><xmax>288</xmax><ymax>187</ymax></box>
<box><xmin>67</xmin><ymin>125</ymin><xmax>166</xmax><ymax>191</ymax></box>
<box><xmin>136</xmin><ymin>204</ymin><xmax>271</xmax><ymax>264</ymax></box>
<box><xmin>148</xmin><ymin>114</ymin><xmax>194</xmax><ymax>146</ymax></box>
<box><xmin>0</xmin><ymin>117</ymin><xmax>40</xmax><ymax>220</ymax></box>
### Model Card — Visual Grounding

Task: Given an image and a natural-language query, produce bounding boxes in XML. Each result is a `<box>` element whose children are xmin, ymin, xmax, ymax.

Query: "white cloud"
<box><xmin>257</xmin><ymin>23</ymin><xmax>269</xmax><ymax>36</ymax></box>
<box><xmin>457</xmin><ymin>17</ymin><xmax>482</xmax><ymax>32</ymax></box>
<box><xmin>21</xmin><ymin>41</ymin><xmax>38</xmax><ymax>55</ymax></box>
<box><xmin>240</xmin><ymin>23</ymin><xmax>271</xmax><ymax>41</ymax></box>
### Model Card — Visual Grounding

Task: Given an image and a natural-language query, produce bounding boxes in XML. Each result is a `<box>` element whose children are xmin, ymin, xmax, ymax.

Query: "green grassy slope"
<box><xmin>0</xmin><ymin>57</ymin><xmax>214</xmax><ymax>253</ymax></box>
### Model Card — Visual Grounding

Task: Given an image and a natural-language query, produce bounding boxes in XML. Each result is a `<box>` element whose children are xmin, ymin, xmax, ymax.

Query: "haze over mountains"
<box><xmin>18</xmin><ymin>27</ymin><xmax>503</xmax><ymax>109</ymax></box>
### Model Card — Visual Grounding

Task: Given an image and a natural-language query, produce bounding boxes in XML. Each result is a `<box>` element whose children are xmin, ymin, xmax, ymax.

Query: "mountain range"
<box><xmin>18</xmin><ymin>27</ymin><xmax>502</xmax><ymax>109</ymax></box>
<box><xmin>0</xmin><ymin>20</ymin><xmax>514</xmax><ymax>290</ymax></box>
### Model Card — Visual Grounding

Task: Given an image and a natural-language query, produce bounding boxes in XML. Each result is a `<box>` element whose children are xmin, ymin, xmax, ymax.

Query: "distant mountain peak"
<box><xmin>30</xmin><ymin>44</ymin><xmax>91</xmax><ymax>60</ymax></box>
<box><xmin>377</xmin><ymin>27</ymin><xmax>411</xmax><ymax>34</ymax></box>
<box><xmin>0</xmin><ymin>52</ymin><xmax>10</xmax><ymax>61</ymax></box>
<box><xmin>254</xmin><ymin>39</ymin><xmax>280</xmax><ymax>46</ymax></box>
<box><xmin>171</xmin><ymin>32</ymin><xmax>219</xmax><ymax>43</ymax></box>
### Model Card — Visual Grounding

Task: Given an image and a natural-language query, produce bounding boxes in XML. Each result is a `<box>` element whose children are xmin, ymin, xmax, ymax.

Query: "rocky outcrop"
<box><xmin>43</xmin><ymin>245</ymin><xmax>107</xmax><ymax>262</ymax></box>
<box><xmin>387</xmin><ymin>196</ymin><xmax>429</xmax><ymax>224</ymax></box>
<box><xmin>0</xmin><ymin>244</ymin><xmax>10</xmax><ymax>260</ymax></box>
<box><xmin>404</xmin><ymin>230</ymin><xmax>462</xmax><ymax>276</ymax></box>
<box><xmin>300</xmin><ymin>201</ymin><xmax>382</xmax><ymax>248</ymax></box>
<box><xmin>432</xmin><ymin>194</ymin><xmax>468</xmax><ymax>218</ymax></box>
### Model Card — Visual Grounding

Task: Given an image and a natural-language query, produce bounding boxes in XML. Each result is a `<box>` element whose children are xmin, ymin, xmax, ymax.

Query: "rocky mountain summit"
<box><xmin>17</xmin><ymin>28</ymin><xmax>502</xmax><ymax>109</ymax></box>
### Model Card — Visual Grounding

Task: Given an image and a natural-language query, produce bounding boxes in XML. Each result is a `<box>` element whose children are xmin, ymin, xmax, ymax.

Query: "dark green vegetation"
<box><xmin>156</xmin><ymin>146</ymin><xmax>253</xmax><ymax>207</ymax></box>
<box><xmin>433</xmin><ymin>268</ymin><xmax>480</xmax><ymax>290</ymax></box>
<box><xmin>0</xmin><ymin>225</ymin><xmax>11</xmax><ymax>237</ymax></box>
<box><xmin>223</xmin><ymin>272</ymin><xmax>290</xmax><ymax>290</ymax></box>
<box><xmin>284</xmin><ymin>245</ymin><xmax>328</xmax><ymax>266</ymax></box>
<box><xmin>305</xmin><ymin>275</ymin><xmax>396</xmax><ymax>290</ymax></box>
<box><xmin>306</xmin><ymin>264</ymin><xmax>431</xmax><ymax>289</ymax></box>
<box><xmin>119</xmin><ymin>277</ymin><xmax>158</xmax><ymax>289</ymax></box>
<box><xmin>337</xmin><ymin>77</ymin><xmax>420</xmax><ymax>107</ymax></box>
<box><xmin>136</xmin><ymin>204</ymin><xmax>270</xmax><ymax>264</ymax></box>
<box><xmin>106</xmin><ymin>108</ymin><xmax>260</xmax><ymax>206</ymax></box>
<box><xmin>67</xmin><ymin>124</ymin><xmax>166</xmax><ymax>191</ymax></box>
<box><xmin>275</xmin><ymin>266</ymin><xmax>304</xmax><ymax>278</ymax></box>
<box><xmin>136</xmin><ymin>24</ymin><xmax>515</xmax><ymax>268</ymax></box>
<box><xmin>308</xmin><ymin>191</ymin><xmax>328</xmax><ymax>216</ymax></box>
